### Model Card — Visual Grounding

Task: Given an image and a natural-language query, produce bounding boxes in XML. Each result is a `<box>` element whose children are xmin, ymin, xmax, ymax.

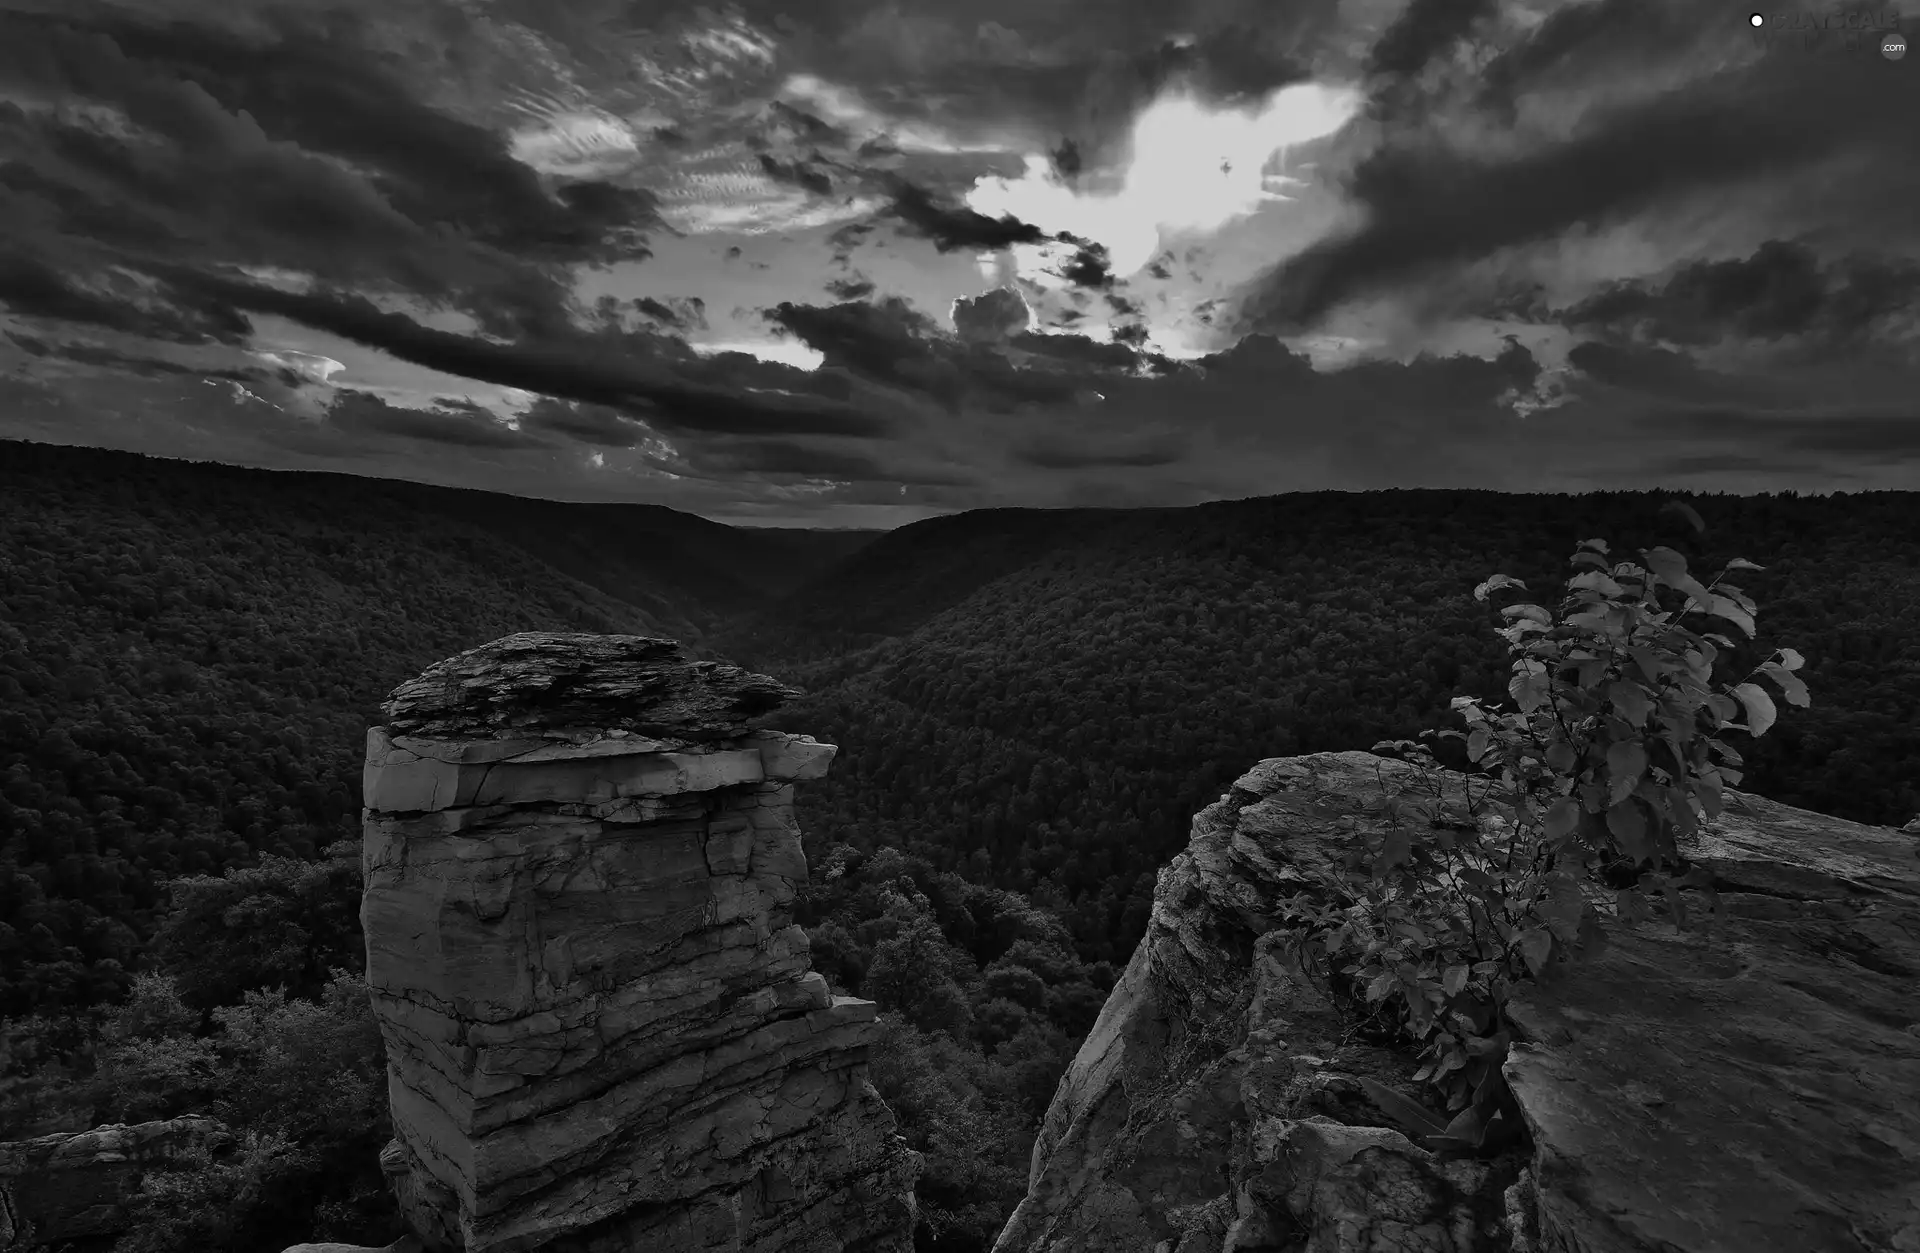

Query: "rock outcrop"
<box><xmin>361</xmin><ymin>633</ymin><xmax>919</xmax><ymax>1253</ymax></box>
<box><xmin>994</xmin><ymin>751</ymin><xmax>1920</xmax><ymax>1253</ymax></box>
<box><xmin>0</xmin><ymin>1116</ymin><xmax>232</xmax><ymax>1250</ymax></box>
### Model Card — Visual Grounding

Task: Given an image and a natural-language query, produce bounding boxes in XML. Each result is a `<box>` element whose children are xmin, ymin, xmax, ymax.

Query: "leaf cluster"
<box><xmin>1278</xmin><ymin>516</ymin><xmax>1811</xmax><ymax>1155</ymax></box>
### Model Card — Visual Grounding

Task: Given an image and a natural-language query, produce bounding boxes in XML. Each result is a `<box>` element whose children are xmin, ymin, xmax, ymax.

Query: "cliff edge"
<box><xmin>993</xmin><ymin>750</ymin><xmax>1920</xmax><ymax>1253</ymax></box>
<box><xmin>361</xmin><ymin>632</ymin><xmax>920</xmax><ymax>1253</ymax></box>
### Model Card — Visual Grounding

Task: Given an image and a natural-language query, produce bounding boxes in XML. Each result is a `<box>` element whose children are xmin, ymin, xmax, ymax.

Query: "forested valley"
<box><xmin>3</xmin><ymin>439</ymin><xmax>1915</xmax><ymax>1252</ymax></box>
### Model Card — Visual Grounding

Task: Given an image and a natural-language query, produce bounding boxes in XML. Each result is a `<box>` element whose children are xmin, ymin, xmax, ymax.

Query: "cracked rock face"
<box><xmin>362</xmin><ymin>634</ymin><xmax>918</xmax><ymax>1253</ymax></box>
<box><xmin>992</xmin><ymin>751</ymin><xmax>1920</xmax><ymax>1253</ymax></box>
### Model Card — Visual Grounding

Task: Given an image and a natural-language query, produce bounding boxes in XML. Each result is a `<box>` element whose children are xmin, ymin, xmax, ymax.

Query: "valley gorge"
<box><xmin>3</xmin><ymin>631</ymin><xmax>1916</xmax><ymax>1253</ymax></box>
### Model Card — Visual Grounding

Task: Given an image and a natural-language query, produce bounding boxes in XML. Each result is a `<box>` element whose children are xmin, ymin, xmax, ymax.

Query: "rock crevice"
<box><xmin>361</xmin><ymin>633</ymin><xmax>918</xmax><ymax>1253</ymax></box>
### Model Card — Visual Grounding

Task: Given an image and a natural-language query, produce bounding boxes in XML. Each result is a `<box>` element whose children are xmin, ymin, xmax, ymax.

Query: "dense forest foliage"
<box><xmin>0</xmin><ymin>440</ymin><xmax>874</xmax><ymax>1017</ymax></box>
<box><xmin>719</xmin><ymin>490</ymin><xmax>1920</xmax><ymax>966</ymax></box>
<box><xmin>1</xmin><ymin>441</ymin><xmax>1914</xmax><ymax>1252</ymax></box>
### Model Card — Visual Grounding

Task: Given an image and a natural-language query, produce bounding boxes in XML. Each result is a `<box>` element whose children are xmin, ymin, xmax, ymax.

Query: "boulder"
<box><xmin>0</xmin><ymin>1117</ymin><xmax>232</xmax><ymax>1250</ymax></box>
<box><xmin>361</xmin><ymin>633</ymin><xmax>918</xmax><ymax>1253</ymax></box>
<box><xmin>993</xmin><ymin>751</ymin><xmax>1920</xmax><ymax>1253</ymax></box>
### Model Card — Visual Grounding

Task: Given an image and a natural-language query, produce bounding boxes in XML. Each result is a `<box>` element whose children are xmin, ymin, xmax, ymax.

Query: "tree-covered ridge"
<box><xmin>726</xmin><ymin>489</ymin><xmax>1920</xmax><ymax>971</ymax></box>
<box><xmin>0</xmin><ymin>439</ymin><xmax>875</xmax><ymax>1017</ymax></box>
<box><xmin>2</xmin><ymin>444</ymin><xmax>1916</xmax><ymax>1253</ymax></box>
<box><xmin>0</xmin><ymin>441</ymin><xmax>881</xmax><ymax>634</ymax></box>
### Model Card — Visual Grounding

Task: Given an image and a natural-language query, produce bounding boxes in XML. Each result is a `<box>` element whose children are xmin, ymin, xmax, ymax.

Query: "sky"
<box><xmin>0</xmin><ymin>0</ymin><xmax>1915</xmax><ymax>527</ymax></box>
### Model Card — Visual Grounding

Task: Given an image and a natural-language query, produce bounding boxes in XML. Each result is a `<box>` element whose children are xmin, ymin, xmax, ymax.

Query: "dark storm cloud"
<box><xmin>756</xmin><ymin>153</ymin><xmax>835</xmax><ymax>197</ymax></box>
<box><xmin>1014</xmin><ymin>437</ymin><xmax>1186</xmax><ymax>470</ymax></box>
<box><xmin>1238</xmin><ymin>40</ymin><xmax>1917</xmax><ymax>332</ymax></box>
<box><xmin>766</xmin><ymin>99</ymin><xmax>851</xmax><ymax>148</ymax></box>
<box><xmin>628</xmin><ymin>295</ymin><xmax>709</xmax><ymax>332</ymax></box>
<box><xmin>1049</xmin><ymin>138</ymin><xmax>1083</xmax><ymax>179</ymax></box>
<box><xmin>1059</xmin><ymin>242</ymin><xmax>1115</xmax><ymax>290</ymax></box>
<box><xmin>518</xmin><ymin>397</ymin><xmax>653</xmax><ymax>449</ymax></box>
<box><xmin>1364</xmin><ymin>0</ymin><xmax>1497</xmax><ymax>80</ymax></box>
<box><xmin>1559</xmin><ymin>241</ymin><xmax>1920</xmax><ymax>348</ymax></box>
<box><xmin>765</xmin><ymin>296</ymin><xmax>1110</xmax><ymax>410</ymax></box>
<box><xmin>1565</xmin><ymin>342</ymin><xmax>1779</xmax><ymax>407</ymax></box>
<box><xmin>146</xmin><ymin>268</ymin><xmax>895</xmax><ymax>438</ymax></box>
<box><xmin>0</xmin><ymin>249</ymin><xmax>251</xmax><ymax>344</ymax></box>
<box><xmin>0</xmin><ymin>3</ymin><xmax>657</xmax><ymax>343</ymax></box>
<box><xmin>952</xmin><ymin>288</ymin><xmax>1030</xmax><ymax>343</ymax></box>
<box><xmin>824</xmin><ymin>274</ymin><xmax>876</xmax><ymax>301</ymax></box>
<box><xmin>793</xmin><ymin>0</ymin><xmax>1338</xmax><ymax>185</ymax></box>
<box><xmin>324</xmin><ymin>390</ymin><xmax>555</xmax><ymax>450</ymax></box>
<box><xmin>774</xmin><ymin>297</ymin><xmax>1074</xmax><ymax>408</ymax></box>
<box><xmin>1472</xmin><ymin>0</ymin><xmax>1674</xmax><ymax>114</ymax></box>
<box><xmin>1120</xmin><ymin>25</ymin><xmax>1316</xmax><ymax>108</ymax></box>
<box><xmin>882</xmin><ymin>178</ymin><xmax>1055</xmax><ymax>253</ymax></box>
<box><xmin>20</xmin><ymin>338</ymin><xmax>301</xmax><ymax>388</ymax></box>
<box><xmin>1192</xmin><ymin>334</ymin><xmax>1541</xmax><ymax>432</ymax></box>
<box><xmin>29</xmin><ymin>5</ymin><xmax>658</xmax><ymax>262</ymax></box>
<box><xmin>1649</xmin><ymin>408</ymin><xmax>1920</xmax><ymax>458</ymax></box>
<box><xmin>765</xmin><ymin>297</ymin><xmax>942</xmax><ymax>391</ymax></box>
<box><xmin>1197</xmin><ymin>332</ymin><xmax>1322</xmax><ymax>385</ymax></box>
<box><xmin>1008</xmin><ymin>332</ymin><xmax>1140</xmax><ymax>370</ymax></box>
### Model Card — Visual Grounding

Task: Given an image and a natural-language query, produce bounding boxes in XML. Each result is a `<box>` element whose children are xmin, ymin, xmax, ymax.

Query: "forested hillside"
<box><xmin>717</xmin><ymin>489</ymin><xmax>1920</xmax><ymax>970</ymax></box>
<box><xmin>0</xmin><ymin>440</ymin><xmax>876</xmax><ymax>1018</ymax></box>
<box><xmin>2</xmin><ymin>444</ymin><xmax>1915</xmax><ymax>1253</ymax></box>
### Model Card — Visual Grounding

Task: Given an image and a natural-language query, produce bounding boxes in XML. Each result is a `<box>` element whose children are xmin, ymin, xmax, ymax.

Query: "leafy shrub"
<box><xmin>149</xmin><ymin>841</ymin><xmax>364</xmax><ymax>1012</ymax></box>
<box><xmin>85</xmin><ymin>968</ymin><xmax>397</xmax><ymax>1252</ymax></box>
<box><xmin>112</xmin><ymin>1127</ymin><xmax>314</xmax><ymax>1253</ymax></box>
<box><xmin>866</xmin><ymin>1011</ymin><xmax>1034</xmax><ymax>1252</ymax></box>
<box><xmin>1279</xmin><ymin>517</ymin><xmax>1811</xmax><ymax>1154</ymax></box>
<box><xmin>982</xmin><ymin>965</ymin><xmax>1047</xmax><ymax>1011</ymax></box>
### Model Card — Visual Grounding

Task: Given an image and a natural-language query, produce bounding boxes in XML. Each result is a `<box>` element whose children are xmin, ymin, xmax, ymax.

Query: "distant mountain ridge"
<box><xmin>712</xmin><ymin>488</ymin><xmax>1920</xmax><ymax>965</ymax></box>
<box><xmin>0</xmin><ymin>439</ymin><xmax>883</xmax><ymax>642</ymax></box>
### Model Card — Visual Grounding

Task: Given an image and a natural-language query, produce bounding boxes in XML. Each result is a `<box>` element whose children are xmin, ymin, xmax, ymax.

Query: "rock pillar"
<box><xmin>360</xmin><ymin>633</ymin><xmax>918</xmax><ymax>1253</ymax></box>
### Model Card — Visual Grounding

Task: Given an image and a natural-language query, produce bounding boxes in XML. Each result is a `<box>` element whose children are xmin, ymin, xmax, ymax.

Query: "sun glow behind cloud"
<box><xmin>964</xmin><ymin>81</ymin><xmax>1363</xmax><ymax>280</ymax></box>
<box><xmin>694</xmin><ymin>338</ymin><xmax>826</xmax><ymax>370</ymax></box>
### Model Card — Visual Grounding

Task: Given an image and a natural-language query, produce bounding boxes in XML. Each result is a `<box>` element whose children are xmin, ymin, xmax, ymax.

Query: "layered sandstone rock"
<box><xmin>361</xmin><ymin>633</ymin><xmax>919</xmax><ymax>1253</ymax></box>
<box><xmin>0</xmin><ymin>1116</ymin><xmax>232</xmax><ymax>1250</ymax></box>
<box><xmin>994</xmin><ymin>751</ymin><xmax>1920</xmax><ymax>1253</ymax></box>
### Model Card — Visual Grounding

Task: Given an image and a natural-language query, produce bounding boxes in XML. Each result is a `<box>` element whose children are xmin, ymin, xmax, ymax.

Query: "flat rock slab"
<box><xmin>1504</xmin><ymin>787</ymin><xmax>1920</xmax><ymax>1253</ymax></box>
<box><xmin>382</xmin><ymin>632</ymin><xmax>799</xmax><ymax>741</ymax></box>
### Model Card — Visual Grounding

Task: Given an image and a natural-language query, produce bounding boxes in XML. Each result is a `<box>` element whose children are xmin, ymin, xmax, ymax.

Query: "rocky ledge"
<box><xmin>993</xmin><ymin>750</ymin><xmax>1920</xmax><ymax>1253</ymax></box>
<box><xmin>360</xmin><ymin>633</ymin><xmax>919</xmax><ymax>1253</ymax></box>
<box><xmin>0</xmin><ymin>1117</ymin><xmax>233</xmax><ymax>1250</ymax></box>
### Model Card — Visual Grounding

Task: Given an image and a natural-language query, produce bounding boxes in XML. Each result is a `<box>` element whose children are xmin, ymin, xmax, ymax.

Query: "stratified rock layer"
<box><xmin>0</xmin><ymin>1117</ymin><xmax>232</xmax><ymax>1250</ymax></box>
<box><xmin>993</xmin><ymin>751</ymin><xmax>1920</xmax><ymax>1253</ymax></box>
<box><xmin>382</xmin><ymin>632</ymin><xmax>799</xmax><ymax>741</ymax></box>
<box><xmin>362</xmin><ymin>633</ymin><xmax>918</xmax><ymax>1253</ymax></box>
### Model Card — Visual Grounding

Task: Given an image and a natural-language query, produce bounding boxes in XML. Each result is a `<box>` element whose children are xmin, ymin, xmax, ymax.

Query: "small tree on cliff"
<box><xmin>1279</xmin><ymin>504</ymin><xmax>1811</xmax><ymax>1154</ymax></box>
